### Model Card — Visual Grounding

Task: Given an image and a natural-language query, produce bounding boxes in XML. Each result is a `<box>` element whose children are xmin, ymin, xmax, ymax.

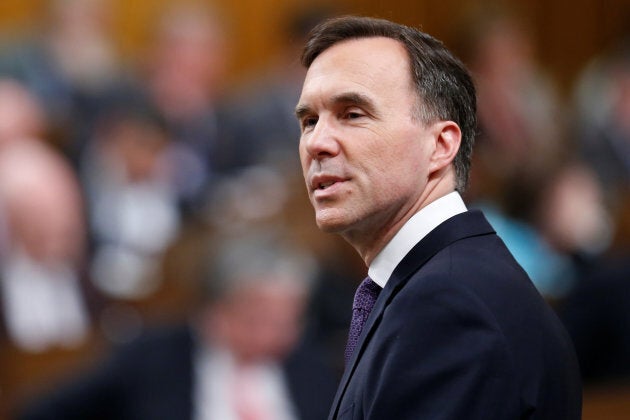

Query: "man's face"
<box><xmin>297</xmin><ymin>37</ymin><xmax>434</xmax><ymax>239</ymax></box>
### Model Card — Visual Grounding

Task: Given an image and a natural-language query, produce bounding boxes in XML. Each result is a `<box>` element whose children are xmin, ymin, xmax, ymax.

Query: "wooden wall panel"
<box><xmin>0</xmin><ymin>0</ymin><xmax>628</xmax><ymax>99</ymax></box>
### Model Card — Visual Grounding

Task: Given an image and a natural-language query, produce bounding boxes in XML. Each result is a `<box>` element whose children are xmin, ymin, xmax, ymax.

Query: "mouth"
<box><xmin>310</xmin><ymin>175</ymin><xmax>347</xmax><ymax>194</ymax></box>
<box><xmin>318</xmin><ymin>181</ymin><xmax>336</xmax><ymax>190</ymax></box>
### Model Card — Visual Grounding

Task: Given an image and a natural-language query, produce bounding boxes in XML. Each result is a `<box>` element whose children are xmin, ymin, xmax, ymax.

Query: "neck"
<box><xmin>344</xmin><ymin>176</ymin><xmax>456</xmax><ymax>267</ymax></box>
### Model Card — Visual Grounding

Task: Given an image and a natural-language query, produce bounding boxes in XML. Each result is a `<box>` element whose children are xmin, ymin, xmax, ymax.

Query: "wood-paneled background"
<box><xmin>0</xmin><ymin>0</ymin><xmax>627</xmax><ymax>97</ymax></box>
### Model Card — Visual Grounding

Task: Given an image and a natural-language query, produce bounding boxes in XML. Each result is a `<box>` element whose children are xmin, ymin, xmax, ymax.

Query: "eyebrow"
<box><xmin>294</xmin><ymin>103</ymin><xmax>312</xmax><ymax>121</ymax></box>
<box><xmin>295</xmin><ymin>91</ymin><xmax>378</xmax><ymax>120</ymax></box>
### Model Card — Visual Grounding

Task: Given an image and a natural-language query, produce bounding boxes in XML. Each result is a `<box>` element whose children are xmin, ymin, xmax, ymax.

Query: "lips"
<box><xmin>318</xmin><ymin>181</ymin><xmax>335</xmax><ymax>189</ymax></box>
<box><xmin>310</xmin><ymin>174</ymin><xmax>347</xmax><ymax>193</ymax></box>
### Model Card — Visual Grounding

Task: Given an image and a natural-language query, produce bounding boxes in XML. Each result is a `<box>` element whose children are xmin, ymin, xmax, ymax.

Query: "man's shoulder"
<box><xmin>110</xmin><ymin>324</ymin><xmax>194</xmax><ymax>370</ymax></box>
<box><xmin>393</xmin><ymin>229</ymin><xmax>555</xmax><ymax>334</ymax></box>
<box><xmin>409</xmin><ymin>232</ymin><xmax>540</xmax><ymax>307</ymax></box>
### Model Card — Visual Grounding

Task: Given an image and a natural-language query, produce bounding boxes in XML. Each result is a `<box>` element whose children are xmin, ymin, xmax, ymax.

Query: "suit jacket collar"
<box><xmin>329</xmin><ymin>210</ymin><xmax>495</xmax><ymax>418</ymax></box>
<box><xmin>369</xmin><ymin>191</ymin><xmax>467</xmax><ymax>288</ymax></box>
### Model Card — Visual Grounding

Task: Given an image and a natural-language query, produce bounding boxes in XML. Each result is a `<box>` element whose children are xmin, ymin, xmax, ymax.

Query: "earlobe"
<box><xmin>429</xmin><ymin>121</ymin><xmax>461</xmax><ymax>173</ymax></box>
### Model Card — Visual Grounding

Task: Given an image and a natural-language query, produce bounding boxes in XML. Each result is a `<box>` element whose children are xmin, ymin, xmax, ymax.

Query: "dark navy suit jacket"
<box><xmin>329</xmin><ymin>211</ymin><xmax>582</xmax><ymax>419</ymax></box>
<box><xmin>18</xmin><ymin>325</ymin><xmax>337</xmax><ymax>420</ymax></box>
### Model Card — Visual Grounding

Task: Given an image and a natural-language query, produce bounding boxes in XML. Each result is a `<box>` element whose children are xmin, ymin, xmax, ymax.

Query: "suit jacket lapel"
<box><xmin>329</xmin><ymin>210</ymin><xmax>495</xmax><ymax>418</ymax></box>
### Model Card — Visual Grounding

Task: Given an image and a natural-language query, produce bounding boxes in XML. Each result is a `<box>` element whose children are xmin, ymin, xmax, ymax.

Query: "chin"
<box><xmin>315</xmin><ymin>212</ymin><xmax>352</xmax><ymax>234</ymax></box>
<box><xmin>316</xmin><ymin>222</ymin><xmax>344</xmax><ymax>233</ymax></box>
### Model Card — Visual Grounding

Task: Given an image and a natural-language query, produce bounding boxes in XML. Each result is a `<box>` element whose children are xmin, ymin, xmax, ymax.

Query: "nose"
<box><xmin>301</xmin><ymin>117</ymin><xmax>341</xmax><ymax>161</ymax></box>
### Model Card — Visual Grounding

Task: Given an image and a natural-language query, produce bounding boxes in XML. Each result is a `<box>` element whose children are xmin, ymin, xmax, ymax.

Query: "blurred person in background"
<box><xmin>554</xmin><ymin>36</ymin><xmax>630</xmax><ymax>385</ymax></box>
<box><xmin>0</xmin><ymin>77</ymin><xmax>94</xmax><ymax>353</ymax></box>
<box><xmin>535</xmin><ymin>162</ymin><xmax>613</xmax><ymax>266</ymax></box>
<box><xmin>16</xmin><ymin>230</ymin><xmax>337</xmax><ymax>420</ymax></box>
<box><xmin>0</xmin><ymin>76</ymin><xmax>104</xmax><ymax>420</ymax></box>
<box><xmin>454</xmin><ymin>6</ymin><xmax>585</xmax><ymax>300</ymax></box>
<box><xmin>0</xmin><ymin>79</ymin><xmax>47</xmax><ymax>148</ymax></box>
<box><xmin>551</xmin><ymin>163</ymin><xmax>629</xmax><ymax>385</ymax></box>
<box><xmin>458</xmin><ymin>5</ymin><xmax>565</xmax><ymax>215</ymax></box>
<box><xmin>573</xmin><ymin>38</ymin><xmax>630</xmax><ymax>246</ymax></box>
<box><xmin>0</xmin><ymin>139</ymin><xmax>90</xmax><ymax>353</ymax></box>
<box><xmin>470</xmin><ymin>160</ymin><xmax>613</xmax><ymax>302</ymax></box>
<box><xmin>0</xmin><ymin>0</ymin><xmax>131</xmax><ymax>164</ymax></box>
<box><xmin>140</xmin><ymin>2</ymin><xmax>252</xmax><ymax>214</ymax></box>
<box><xmin>203</xmin><ymin>160</ymin><xmax>362</xmax><ymax>380</ymax></box>
<box><xmin>80</xmin><ymin>98</ymin><xmax>181</xmax><ymax>306</ymax></box>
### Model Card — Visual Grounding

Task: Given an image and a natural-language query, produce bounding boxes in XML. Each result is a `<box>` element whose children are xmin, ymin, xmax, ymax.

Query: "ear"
<box><xmin>428</xmin><ymin>121</ymin><xmax>461</xmax><ymax>175</ymax></box>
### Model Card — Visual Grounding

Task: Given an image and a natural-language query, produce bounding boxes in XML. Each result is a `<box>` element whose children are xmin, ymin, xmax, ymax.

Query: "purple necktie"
<box><xmin>345</xmin><ymin>277</ymin><xmax>382</xmax><ymax>365</ymax></box>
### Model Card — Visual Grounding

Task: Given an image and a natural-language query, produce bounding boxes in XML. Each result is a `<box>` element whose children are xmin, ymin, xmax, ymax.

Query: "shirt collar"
<box><xmin>368</xmin><ymin>191</ymin><xmax>467</xmax><ymax>288</ymax></box>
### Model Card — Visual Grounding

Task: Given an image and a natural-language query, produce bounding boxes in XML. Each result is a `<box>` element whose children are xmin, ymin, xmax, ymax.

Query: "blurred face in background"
<box><xmin>207</xmin><ymin>278</ymin><xmax>307</xmax><ymax>364</ymax></box>
<box><xmin>0</xmin><ymin>142</ymin><xmax>85</xmax><ymax>265</ymax></box>
<box><xmin>148</xmin><ymin>4</ymin><xmax>227</xmax><ymax>118</ymax></box>
<box><xmin>101</xmin><ymin>117</ymin><xmax>169</xmax><ymax>182</ymax></box>
<box><xmin>0</xmin><ymin>80</ymin><xmax>46</xmax><ymax>146</ymax></box>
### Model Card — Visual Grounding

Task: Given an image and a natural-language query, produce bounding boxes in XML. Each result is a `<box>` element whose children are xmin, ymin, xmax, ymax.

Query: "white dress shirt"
<box><xmin>194</xmin><ymin>345</ymin><xmax>297</xmax><ymax>420</ymax></box>
<box><xmin>1</xmin><ymin>249</ymin><xmax>89</xmax><ymax>352</ymax></box>
<box><xmin>368</xmin><ymin>192</ymin><xmax>468</xmax><ymax>288</ymax></box>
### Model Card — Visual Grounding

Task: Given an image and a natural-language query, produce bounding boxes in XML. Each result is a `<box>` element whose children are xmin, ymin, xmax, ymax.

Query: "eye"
<box><xmin>343</xmin><ymin>108</ymin><xmax>366</xmax><ymax>121</ymax></box>
<box><xmin>301</xmin><ymin>116</ymin><xmax>318</xmax><ymax>131</ymax></box>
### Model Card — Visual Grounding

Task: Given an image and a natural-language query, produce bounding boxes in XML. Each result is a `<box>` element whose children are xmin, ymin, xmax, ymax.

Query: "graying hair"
<box><xmin>204</xmin><ymin>230</ymin><xmax>316</xmax><ymax>303</ymax></box>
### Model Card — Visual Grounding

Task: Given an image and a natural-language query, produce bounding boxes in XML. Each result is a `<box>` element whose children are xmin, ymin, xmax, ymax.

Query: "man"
<box><xmin>17</xmin><ymin>232</ymin><xmax>337</xmax><ymax>420</ymax></box>
<box><xmin>0</xmin><ymin>138</ymin><xmax>90</xmax><ymax>353</ymax></box>
<box><xmin>295</xmin><ymin>16</ymin><xmax>581</xmax><ymax>419</ymax></box>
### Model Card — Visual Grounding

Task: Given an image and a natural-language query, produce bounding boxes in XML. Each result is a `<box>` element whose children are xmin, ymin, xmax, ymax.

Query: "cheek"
<box><xmin>298</xmin><ymin>139</ymin><xmax>309</xmax><ymax>161</ymax></box>
<box><xmin>365</xmin><ymin>142</ymin><xmax>428</xmax><ymax>200</ymax></box>
<box><xmin>299</xmin><ymin>145</ymin><xmax>311</xmax><ymax>176</ymax></box>
<box><xmin>392</xmin><ymin>134</ymin><xmax>431</xmax><ymax>178</ymax></box>
<box><xmin>365</xmin><ymin>142</ymin><xmax>422</xmax><ymax>182</ymax></box>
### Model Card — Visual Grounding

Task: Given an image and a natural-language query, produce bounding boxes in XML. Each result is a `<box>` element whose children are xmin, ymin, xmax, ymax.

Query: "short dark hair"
<box><xmin>301</xmin><ymin>16</ymin><xmax>476</xmax><ymax>192</ymax></box>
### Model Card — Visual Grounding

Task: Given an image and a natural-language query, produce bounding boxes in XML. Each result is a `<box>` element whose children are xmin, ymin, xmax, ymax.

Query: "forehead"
<box><xmin>300</xmin><ymin>37</ymin><xmax>413</xmax><ymax>103</ymax></box>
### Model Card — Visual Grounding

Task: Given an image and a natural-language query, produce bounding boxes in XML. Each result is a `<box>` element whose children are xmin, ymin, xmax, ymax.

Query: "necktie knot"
<box><xmin>352</xmin><ymin>277</ymin><xmax>381</xmax><ymax>311</ymax></box>
<box><xmin>345</xmin><ymin>276</ymin><xmax>381</xmax><ymax>365</ymax></box>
